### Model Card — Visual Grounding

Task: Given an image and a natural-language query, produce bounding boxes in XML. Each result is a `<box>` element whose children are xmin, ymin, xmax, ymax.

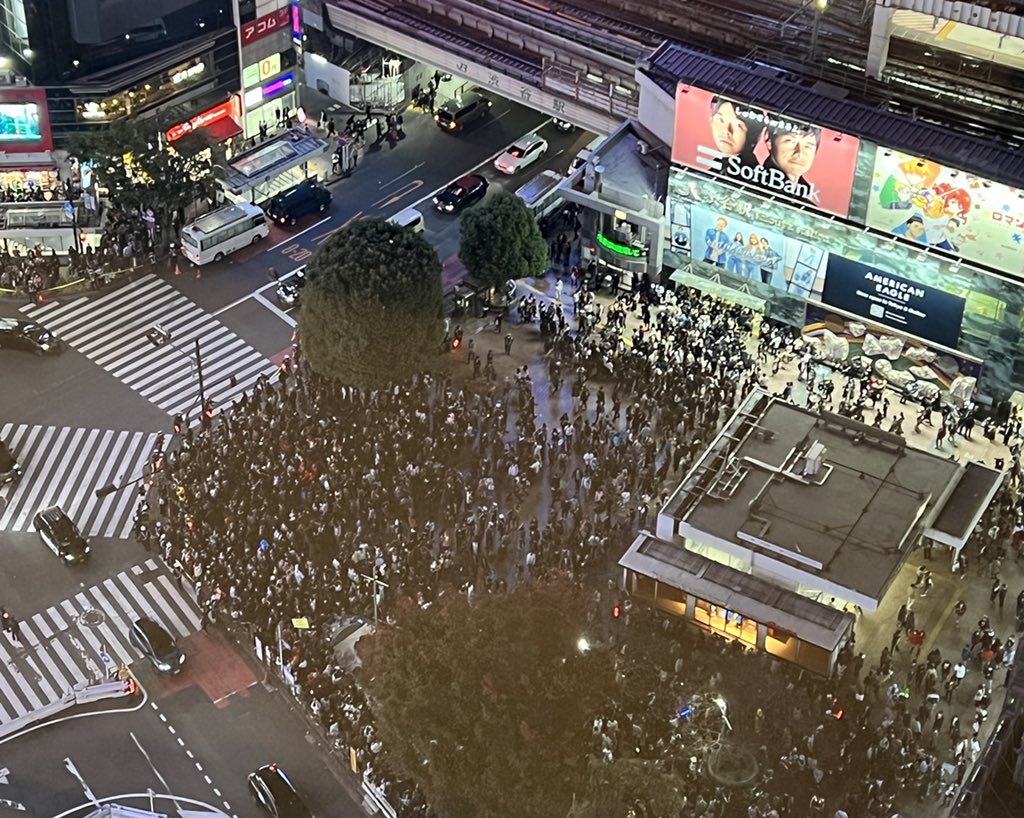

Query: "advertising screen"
<box><xmin>672</xmin><ymin>84</ymin><xmax>860</xmax><ymax>218</ymax></box>
<box><xmin>865</xmin><ymin>149</ymin><xmax>1024</xmax><ymax>277</ymax></box>
<box><xmin>821</xmin><ymin>256</ymin><xmax>965</xmax><ymax>349</ymax></box>
<box><xmin>0</xmin><ymin>103</ymin><xmax>41</xmax><ymax>141</ymax></box>
<box><xmin>674</xmin><ymin>199</ymin><xmax>830</xmax><ymax>299</ymax></box>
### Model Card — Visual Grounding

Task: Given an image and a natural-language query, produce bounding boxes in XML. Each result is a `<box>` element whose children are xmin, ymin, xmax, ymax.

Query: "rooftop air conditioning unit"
<box><xmin>802</xmin><ymin>441</ymin><xmax>827</xmax><ymax>477</ymax></box>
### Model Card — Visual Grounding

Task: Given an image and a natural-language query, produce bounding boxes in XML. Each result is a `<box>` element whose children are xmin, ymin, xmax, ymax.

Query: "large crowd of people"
<box><xmin>152</xmin><ymin>274</ymin><xmax>1022</xmax><ymax>818</ymax></box>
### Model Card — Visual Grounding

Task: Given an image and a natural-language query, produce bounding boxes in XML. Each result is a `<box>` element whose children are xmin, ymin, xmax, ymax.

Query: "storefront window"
<box><xmin>75</xmin><ymin>57</ymin><xmax>211</xmax><ymax>122</ymax></box>
<box><xmin>693</xmin><ymin>598</ymin><xmax>757</xmax><ymax>646</ymax></box>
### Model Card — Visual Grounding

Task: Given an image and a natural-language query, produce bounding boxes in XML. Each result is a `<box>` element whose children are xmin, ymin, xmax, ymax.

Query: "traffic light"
<box><xmin>173</xmin><ymin>414</ymin><xmax>183</xmax><ymax>434</ymax></box>
<box><xmin>151</xmin><ymin>433</ymin><xmax>166</xmax><ymax>473</ymax></box>
<box><xmin>612</xmin><ymin>605</ymin><xmax>621</xmax><ymax>619</ymax></box>
<box><xmin>202</xmin><ymin>399</ymin><xmax>215</xmax><ymax>429</ymax></box>
<box><xmin>451</xmin><ymin>325</ymin><xmax>463</xmax><ymax>350</ymax></box>
<box><xmin>1</xmin><ymin>608</ymin><xmax>12</xmax><ymax>633</ymax></box>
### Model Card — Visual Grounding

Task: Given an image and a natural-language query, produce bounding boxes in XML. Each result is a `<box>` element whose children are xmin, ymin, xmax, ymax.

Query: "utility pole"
<box><xmin>360</xmin><ymin>573</ymin><xmax>389</xmax><ymax>626</ymax></box>
<box><xmin>194</xmin><ymin>336</ymin><xmax>206</xmax><ymax>408</ymax></box>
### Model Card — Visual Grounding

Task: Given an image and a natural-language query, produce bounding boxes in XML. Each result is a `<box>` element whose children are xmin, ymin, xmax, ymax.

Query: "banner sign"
<box><xmin>240</xmin><ymin>6</ymin><xmax>291</xmax><ymax>46</ymax></box>
<box><xmin>672</xmin><ymin>84</ymin><xmax>859</xmax><ymax>218</ymax></box>
<box><xmin>821</xmin><ymin>256</ymin><xmax>965</xmax><ymax>348</ymax></box>
<box><xmin>865</xmin><ymin>148</ymin><xmax>1024</xmax><ymax>277</ymax></box>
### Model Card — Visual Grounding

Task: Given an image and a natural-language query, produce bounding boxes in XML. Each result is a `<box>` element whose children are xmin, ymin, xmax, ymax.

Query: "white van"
<box><xmin>388</xmin><ymin>208</ymin><xmax>425</xmax><ymax>234</ymax></box>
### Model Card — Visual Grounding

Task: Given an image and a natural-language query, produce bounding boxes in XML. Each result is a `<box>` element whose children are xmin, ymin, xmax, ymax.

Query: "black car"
<box><xmin>0</xmin><ymin>440</ymin><xmax>19</xmax><ymax>486</ymax></box>
<box><xmin>33</xmin><ymin>506</ymin><xmax>90</xmax><ymax>563</ymax></box>
<box><xmin>248</xmin><ymin>765</ymin><xmax>312</xmax><ymax>818</ymax></box>
<box><xmin>266</xmin><ymin>181</ymin><xmax>332</xmax><ymax>226</ymax></box>
<box><xmin>0</xmin><ymin>318</ymin><xmax>62</xmax><ymax>355</ymax></box>
<box><xmin>433</xmin><ymin>174</ymin><xmax>489</xmax><ymax>214</ymax></box>
<box><xmin>129</xmin><ymin>616</ymin><xmax>185</xmax><ymax>674</ymax></box>
<box><xmin>434</xmin><ymin>89</ymin><xmax>492</xmax><ymax>133</ymax></box>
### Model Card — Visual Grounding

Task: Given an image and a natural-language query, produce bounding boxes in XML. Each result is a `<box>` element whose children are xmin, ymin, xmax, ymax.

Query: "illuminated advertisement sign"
<box><xmin>166</xmin><ymin>99</ymin><xmax>237</xmax><ymax>142</ymax></box>
<box><xmin>865</xmin><ymin>149</ymin><xmax>1024</xmax><ymax>277</ymax></box>
<box><xmin>671</xmin><ymin>197</ymin><xmax>830</xmax><ymax>299</ymax></box>
<box><xmin>262</xmin><ymin>73</ymin><xmax>294</xmax><ymax>100</ymax></box>
<box><xmin>0</xmin><ymin>88</ymin><xmax>52</xmax><ymax>152</ymax></box>
<box><xmin>240</xmin><ymin>6</ymin><xmax>290</xmax><ymax>46</ymax></box>
<box><xmin>821</xmin><ymin>256</ymin><xmax>965</xmax><ymax>348</ymax></box>
<box><xmin>243</xmin><ymin>54</ymin><xmax>282</xmax><ymax>88</ymax></box>
<box><xmin>292</xmin><ymin>1</ymin><xmax>302</xmax><ymax>43</ymax></box>
<box><xmin>672</xmin><ymin>84</ymin><xmax>860</xmax><ymax>218</ymax></box>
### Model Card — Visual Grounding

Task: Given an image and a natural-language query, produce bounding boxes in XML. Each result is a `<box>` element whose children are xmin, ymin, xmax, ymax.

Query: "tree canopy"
<box><xmin>358</xmin><ymin>575</ymin><xmax>616</xmax><ymax>818</ymax></box>
<box><xmin>299</xmin><ymin>218</ymin><xmax>444</xmax><ymax>387</ymax></box>
<box><xmin>68</xmin><ymin>116</ymin><xmax>216</xmax><ymax>233</ymax></box>
<box><xmin>459</xmin><ymin>189</ymin><xmax>549</xmax><ymax>290</ymax></box>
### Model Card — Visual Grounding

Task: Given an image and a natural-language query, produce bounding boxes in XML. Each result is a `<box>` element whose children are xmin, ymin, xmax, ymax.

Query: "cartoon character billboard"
<box><xmin>671</xmin><ymin>84</ymin><xmax>860</xmax><ymax>218</ymax></box>
<box><xmin>865</xmin><ymin>150</ymin><xmax>1024</xmax><ymax>277</ymax></box>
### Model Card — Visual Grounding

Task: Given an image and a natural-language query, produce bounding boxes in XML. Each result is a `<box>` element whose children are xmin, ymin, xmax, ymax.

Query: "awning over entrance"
<box><xmin>205</xmin><ymin>116</ymin><xmax>242</xmax><ymax>144</ymax></box>
<box><xmin>926</xmin><ymin>462</ymin><xmax>1004</xmax><ymax>562</ymax></box>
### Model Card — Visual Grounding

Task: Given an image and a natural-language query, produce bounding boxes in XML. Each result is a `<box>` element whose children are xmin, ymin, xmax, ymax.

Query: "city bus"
<box><xmin>514</xmin><ymin>170</ymin><xmax>564</xmax><ymax>231</ymax></box>
<box><xmin>180</xmin><ymin>201</ymin><xmax>269</xmax><ymax>265</ymax></box>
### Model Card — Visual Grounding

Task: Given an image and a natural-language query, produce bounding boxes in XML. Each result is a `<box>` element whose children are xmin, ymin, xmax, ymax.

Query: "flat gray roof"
<box><xmin>931</xmin><ymin>462</ymin><xmax>1003</xmax><ymax>543</ymax></box>
<box><xmin>643</xmin><ymin>41</ymin><xmax>1024</xmax><ymax>188</ymax></box>
<box><xmin>670</xmin><ymin>391</ymin><xmax>962</xmax><ymax>601</ymax></box>
<box><xmin>620</xmin><ymin>532</ymin><xmax>855</xmax><ymax>651</ymax></box>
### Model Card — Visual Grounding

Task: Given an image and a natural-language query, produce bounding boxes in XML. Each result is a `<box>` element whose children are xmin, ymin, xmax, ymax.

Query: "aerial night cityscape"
<box><xmin>1</xmin><ymin>0</ymin><xmax>1023</xmax><ymax>817</ymax></box>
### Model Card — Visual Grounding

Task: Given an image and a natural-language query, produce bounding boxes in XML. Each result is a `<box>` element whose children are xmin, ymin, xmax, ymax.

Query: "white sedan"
<box><xmin>494</xmin><ymin>133</ymin><xmax>549</xmax><ymax>175</ymax></box>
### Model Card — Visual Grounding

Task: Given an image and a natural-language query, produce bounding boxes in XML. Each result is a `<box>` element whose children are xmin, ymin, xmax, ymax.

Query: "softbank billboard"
<box><xmin>672</xmin><ymin>84</ymin><xmax>860</xmax><ymax>218</ymax></box>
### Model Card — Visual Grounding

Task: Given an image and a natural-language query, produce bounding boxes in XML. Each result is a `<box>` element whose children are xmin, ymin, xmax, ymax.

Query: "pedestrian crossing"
<box><xmin>0</xmin><ymin>423</ymin><xmax>159</xmax><ymax>538</ymax></box>
<box><xmin>21</xmin><ymin>273</ymin><xmax>279</xmax><ymax>416</ymax></box>
<box><xmin>0</xmin><ymin>559</ymin><xmax>202</xmax><ymax>725</ymax></box>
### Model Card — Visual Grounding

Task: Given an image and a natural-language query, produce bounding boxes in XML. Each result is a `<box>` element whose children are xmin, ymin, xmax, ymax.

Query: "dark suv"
<box><xmin>248</xmin><ymin>765</ymin><xmax>311</xmax><ymax>818</ymax></box>
<box><xmin>266</xmin><ymin>181</ymin><xmax>331</xmax><ymax>226</ymax></box>
<box><xmin>434</xmin><ymin>90</ymin><xmax>492</xmax><ymax>133</ymax></box>
<box><xmin>33</xmin><ymin>506</ymin><xmax>90</xmax><ymax>563</ymax></box>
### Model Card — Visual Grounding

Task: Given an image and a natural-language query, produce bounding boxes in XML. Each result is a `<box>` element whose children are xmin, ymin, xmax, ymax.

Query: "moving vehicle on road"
<box><xmin>129</xmin><ymin>616</ymin><xmax>185</xmax><ymax>674</ymax></box>
<box><xmin>266</xmin><ymin>180</ymin><xmax>331</xmax><ymax>226</ymax></box>
<box><xmin>0</xmin><ymin>440</ymin><xmax>19</xmax><ymax>485</ymax></box>
<box><xmin>434</xmin><ymin>174</ymin><xmax>489</xmax><ymax>213</ymax></box>
<box><xmin>249</xmin><ymin>764</ymin><xmax>312</xmax><ymax>818</ymax></box>
<box><xmin>494</xmin><ymin>133</ymin><xmax>548</xmax><ymax>175</ymax></box>
<box><xmin>0</xmin><ymin>318</ymin><xmax>62</xmax><ymax>355</ymax></box>
<box><xmin>33</xmin><ymin>506</ymin><xmax>90</xmax><ymax>563</ymax></box>
<box><xmin>180</xmin><ymin>201</ymin><xmax>268</xmax><ymax>265</ymax></box>
<box><xmin>275</xmin><ymin>268</ymin><xmax>305</xmax><ymax>308</ymax></box>
<box><xmin>515</xmin><ymin>170</ymin><xmax>564</xmax><ymax>229</ymax></box>
<box><xmin>434</xmin><ymin>89</ymin><xmax>492</xmax><ymax>133</ymax></box>
<box><xmin>387</xmin><ymin>207</ymin><xmax>424</xmax><ymax>233</ymax></box>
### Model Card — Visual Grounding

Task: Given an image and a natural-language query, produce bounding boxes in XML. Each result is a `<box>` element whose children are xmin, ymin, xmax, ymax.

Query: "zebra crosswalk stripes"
<box><xmin>21</xmin><ymin>273</ymin><xmax>279</xmax><ymax>416</ymax></box>
<box><xmin>0</xmin><ymin>423</ymin><xmax>160</xmax><ymax>538</ymax></box>
<box><xmin>0</xmin><ymin>559</ymin><xmax>202</xmax><ymax>726</ymax></box>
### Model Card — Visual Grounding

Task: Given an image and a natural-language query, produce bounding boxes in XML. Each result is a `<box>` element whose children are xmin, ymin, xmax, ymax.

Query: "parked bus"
<box><xmin>180</xmin><ymin>202</ymin><xmax>268</xmax><ymax>265</ymax></box>
<box><xmin>514</xmin><ymin>170</ymin><xmax>563</xmax><ymax>230</ymax></box>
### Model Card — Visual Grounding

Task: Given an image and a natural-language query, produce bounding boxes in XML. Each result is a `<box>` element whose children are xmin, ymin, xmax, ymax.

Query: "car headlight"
<box><xmin>179</xmin><ymin>654</ymin><xmax>186</xmax><ymax>665</ymax></box>
<box><xmin>444</xmin><ymin>204</ymin><xmax>454</xmax><ymax>212</ymax></box>
<box><xmin>64</xmin><ymin>553</ymin><xmax>75</xmax><ymax>561</ymax></box>
<box><xmin>85</xmin><ymin>546</ymin><xmax>91</xmax><ymax>553</ymax></box>
<box><xmin>448</xmin><ymin>122</ymin><xmax>456</xmax><ymax>129</ymax></box>
<box><xmin>157</xmin><ymin>661</ymin><xmax>172</xmax><ymax>671</ymax></box>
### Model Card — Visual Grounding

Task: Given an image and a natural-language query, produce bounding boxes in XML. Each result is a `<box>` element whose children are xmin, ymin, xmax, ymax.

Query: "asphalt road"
<box><xmin>0</xmin><ymin>91</ymin><xmax>594</xmax><ymax>818</ymax></box>
<box><xmin>2</xmin><ymin>647</ymin><xmax>359</xmax><ymax>818</ymax></box>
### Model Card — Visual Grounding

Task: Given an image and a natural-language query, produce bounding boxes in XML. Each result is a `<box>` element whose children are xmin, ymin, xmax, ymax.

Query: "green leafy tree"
<box><xmin>358</xmin><ymin>575</ymin><xmax>615</xmax><ymax>818</ymax></box>
<box><xmin>299</xmin><ymin>219</ymin><xmax>443</xmax><ymax>387</ymax></box>
<box><xmin>459</xmin><ymin>189</ymin><xmax>549</xmax><ymax>291</ymax></box>
<box><xmin>68</xmin><ymin>116</ymin><xmax>216</xmax><ymax>235</ymax></box>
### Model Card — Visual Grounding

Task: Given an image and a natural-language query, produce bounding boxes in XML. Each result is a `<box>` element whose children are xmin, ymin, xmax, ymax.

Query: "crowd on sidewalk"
<box><xmin>150</xmin><ymin>274</ymin><xmax>1024</xmax><ymax>818</ymax></box>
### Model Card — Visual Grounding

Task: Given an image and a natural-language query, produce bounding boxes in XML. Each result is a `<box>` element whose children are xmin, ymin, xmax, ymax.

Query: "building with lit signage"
<box><xmin>619</xmin><ymin>389</ymin><xmax>1002</xmax><ymax>676</ymax></box>
<box><xmin>234</xmin><ymin>0</ymin><xmax>303</xmax><ymax>139</ymax></box>
<box><xmin>559</xmin><ymin>39</ymin><xmax>1024</xmax><ymax>408</ymax></box>
<box><xmin>0</xmin><ymin>1</ymin><xmax>240</xmax><ymax>145</ymax></box>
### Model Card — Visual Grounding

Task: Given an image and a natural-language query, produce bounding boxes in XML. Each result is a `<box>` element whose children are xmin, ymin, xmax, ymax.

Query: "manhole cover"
<box><xmin>79</xmin><ymin>608</ymin><xmax>105</xmax><ymax>627</ymax></box>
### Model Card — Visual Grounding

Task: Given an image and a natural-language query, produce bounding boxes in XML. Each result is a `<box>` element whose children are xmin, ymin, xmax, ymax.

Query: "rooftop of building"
<box><xmin>641</xmin><ymin>41</ymin><xmax>1024</xmax><ymax>189</ymax></box>
<box><xmin>663</xmin><ymin>391</ymin><xmax>998</xmax><ymax>602</ymax></box>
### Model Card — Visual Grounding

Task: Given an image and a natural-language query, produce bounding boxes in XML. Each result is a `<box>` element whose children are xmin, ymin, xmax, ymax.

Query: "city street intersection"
<box><xmin>0</xmin><ymin>95</ymin><xmax>579</xmax><ymax>817</ymax></box>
